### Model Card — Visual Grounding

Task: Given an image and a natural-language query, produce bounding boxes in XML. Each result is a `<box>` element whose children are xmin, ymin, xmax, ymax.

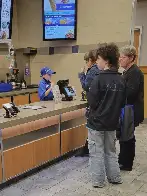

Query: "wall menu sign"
<box><xmin>43</xmin><ymin>0</ymin><xmax>77</xmax><ymax>40</ymax></box>
<box><xmin>0</xmin><ymin>0</ymin><xmax>13</xmax><ymax>40</ymax></box>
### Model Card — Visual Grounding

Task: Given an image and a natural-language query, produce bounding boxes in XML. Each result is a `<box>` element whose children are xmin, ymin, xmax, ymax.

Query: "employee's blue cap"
<box><xmin>40</xmin><ymin>67</ymin><xmax>56</xmax><ymax>76</ymax></box>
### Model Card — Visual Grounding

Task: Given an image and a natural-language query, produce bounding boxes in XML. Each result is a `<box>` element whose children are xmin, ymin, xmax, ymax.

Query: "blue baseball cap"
<box><xmin>40</xmin><ymin>67</ymin><xmax>56</xmax><ymax>76</ymax></box>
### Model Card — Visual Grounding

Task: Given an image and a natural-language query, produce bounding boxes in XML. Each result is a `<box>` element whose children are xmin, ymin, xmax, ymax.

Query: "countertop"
<box><xmin>0</xmin><ymin>99</ymin><xmax>87</xmax><ymax>129</ymax></box>
<box><xmin>0</xmin><ymin>88</ymin><xmax>38</xmax><ymax>98</ymax></box>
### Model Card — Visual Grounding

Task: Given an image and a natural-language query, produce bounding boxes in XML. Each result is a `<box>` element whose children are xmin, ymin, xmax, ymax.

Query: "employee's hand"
<box><xmin>45</xmin><ymin>82</ymin><xmax>54</xmax><ymax>97</ymax></box>
<box><xmin>51</xmin><ymin>82</ymin><xmax>54</xmax><ymax>88</ymax></box>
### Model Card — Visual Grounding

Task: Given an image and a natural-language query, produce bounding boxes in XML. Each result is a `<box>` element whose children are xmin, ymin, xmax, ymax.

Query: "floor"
<box><xmin>0</xmin><ymin>124</ymin><xmax>147</xmax><ymax>196</ymax></box>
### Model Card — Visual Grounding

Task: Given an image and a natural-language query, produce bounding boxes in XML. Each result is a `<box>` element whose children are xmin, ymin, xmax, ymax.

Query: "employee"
<box><xmin>38</xmin><ymin>67</ymin><xmax>56</xmax><ymax>101</ymax></box>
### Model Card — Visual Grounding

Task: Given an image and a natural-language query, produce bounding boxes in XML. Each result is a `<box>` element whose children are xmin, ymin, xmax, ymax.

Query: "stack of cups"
<box><xmin>52</xmin><ymin>85</ymin><xmax>62</xmax><ymax>103</ymax></box>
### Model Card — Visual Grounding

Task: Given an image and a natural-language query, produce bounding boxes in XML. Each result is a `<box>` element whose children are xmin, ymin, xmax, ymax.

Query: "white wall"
<box><xmin>136</xmin><ymin>1</ymin><xmax>147</xmax><ymax>65</ymax></box>
<box><xmin>13</xmin><ymin>0</ymin><xmax>133</xmax><ymax>48</ymax></box>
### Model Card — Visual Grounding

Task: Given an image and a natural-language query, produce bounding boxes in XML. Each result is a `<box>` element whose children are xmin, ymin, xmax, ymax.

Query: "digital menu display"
<box><xmin>43</xmin><ymin>0</ymin><xmax>77</xmax><ymax>40</ymax></box>
<box><xmin>0</xmin><ymin>0</ymin><xmax>13</xmax><ymax>40</ymax></box>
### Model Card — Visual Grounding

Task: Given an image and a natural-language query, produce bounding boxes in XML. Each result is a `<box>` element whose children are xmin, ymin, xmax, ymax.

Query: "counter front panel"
<box><xmin>13</xmin><ymin>94</ymin><xmax>29</xmax><ymax>106</ymax></box>
<box><xmin>30</xmin><ymin>93</ymin><xmax>40</xmax><ymax>103</ymax></box>
<box><xmin>0</xmin><ymin>97</ymin><xmax>11</xmax><ymax>109</ymax></box>
<box><xmin>3</xmin><ymin>133</ymin><xmax>60</xmax><ymax>180</ymax></box>
<box><xmin>0</xmin><ymin>100</ymin><xmax>87</xmax><ymax>182</ymax></box>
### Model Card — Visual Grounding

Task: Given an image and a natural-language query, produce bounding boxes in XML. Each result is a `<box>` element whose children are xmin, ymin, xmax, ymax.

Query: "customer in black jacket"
<box><xmin>119</xmin><ymin>45</ymin><xmax>144</xmax><ymax>171</ymax></box>
<box><xmin>87</xmin><ymin>43</ymin><xmax>125</xmax><ymax>188</ymax></box>
<box><xmin>77</xmin><ymin>50</ymin><xmax>100</xmax><ymax>157</ymax></box>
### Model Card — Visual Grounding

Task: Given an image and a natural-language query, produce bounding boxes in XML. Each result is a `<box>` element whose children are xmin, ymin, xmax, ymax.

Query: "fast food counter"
<box><xmin>0</xmin><ymin>88</ymin><xmax>39</xmax><ymax>109</ymax></box>
<box><xmin>0</xmin><ymin>100</ymin><xmax>87</xmax><ymax>184</ymax></box>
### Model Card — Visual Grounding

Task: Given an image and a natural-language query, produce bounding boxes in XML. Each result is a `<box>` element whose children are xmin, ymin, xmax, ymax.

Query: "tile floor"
<box><xmin>0</xmin><ymin>123</ymin><xmax>147</xmax><ymax>196</ymax></box>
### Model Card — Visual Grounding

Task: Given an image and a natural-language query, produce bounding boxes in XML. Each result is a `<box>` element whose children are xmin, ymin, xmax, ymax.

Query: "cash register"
<box><xmin>57</xmin><ymin>80</ymin><xmax>76</xmax><ymax>101</ymax></box>
<box><xmin>3</xmin><ymin>102</ymin><xmax>20</xmax><ymax>118</ymax></box>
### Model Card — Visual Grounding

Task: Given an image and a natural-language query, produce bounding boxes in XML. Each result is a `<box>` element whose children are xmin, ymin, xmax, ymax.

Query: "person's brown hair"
<box><xmin>84</xmin><ymin>49</ymin><xmax>97</xmax><ymax>63</ymax></box>
<box><xmin>96</xmin><ymin>43</ymin><xmax>120</xmax><ymax>70</ymax></box>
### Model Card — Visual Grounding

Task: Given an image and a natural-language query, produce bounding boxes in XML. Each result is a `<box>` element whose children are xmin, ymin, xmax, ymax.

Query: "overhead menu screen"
<box><xmin>0</xmin><ymin>0</ymin><xmax>12</xmax><ymax>40</ymax></box>
<box><xmin>43</xmin><ymin>0</ymin><xmax>77</xmax><ymax>40</ymax></box>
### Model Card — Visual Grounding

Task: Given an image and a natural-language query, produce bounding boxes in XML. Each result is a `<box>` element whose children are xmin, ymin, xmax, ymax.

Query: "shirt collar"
<box><xmin>43</xmin><ymin>78</ymin><xmax>51</xmax><ymax>83</ymax></box>
<box><xmin>123</xmin><ymin>64</ymin><xmax>135</xmax><ymax>75</ymax></box>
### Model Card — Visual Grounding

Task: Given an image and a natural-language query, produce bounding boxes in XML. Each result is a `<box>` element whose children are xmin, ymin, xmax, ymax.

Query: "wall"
<box><xmin>11</xmin><ymin>0</ymin><xmax>133</xmax><ymax>95</ymax></box>
<box><xmin>136</xmin><ymin>1</ymin><xmax>147</xmax><ymax>65</ymax></box>
<box><xmin>14</xmin><ymin>0</ymin><xmax>133</xmax><ymax>48</ymax></box>
<box><xmin>0</xmin><ymin>55</ymin><xmax>10</xmax><ymax>82</ymax></box>
<box><xmin>0</xmin><ymin>42</ymin><xmax>10</xmax><ymax>82</ymax></box>
<box><xmin>11</xmin><ymin>0</ymin><xmax>19</xmax><ymax>48</ymax></box>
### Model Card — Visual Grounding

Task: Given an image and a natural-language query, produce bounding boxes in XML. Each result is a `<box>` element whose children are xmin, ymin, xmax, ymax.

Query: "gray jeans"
<box><xmin>88</xmin><ymin>128</ymin><xmax>122</xmax><ymax>186</ymax></box>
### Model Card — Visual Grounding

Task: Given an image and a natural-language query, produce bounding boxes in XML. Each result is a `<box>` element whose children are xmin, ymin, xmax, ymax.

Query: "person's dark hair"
<box><xmin>96</xmin><ymin>43</ymin><xmax>119</xmax><ymax>70</ymax></box>
<box><xmin>84</xmin><ymin>49</ymin><xmax>97</xmax><ymax>63</ymax></box>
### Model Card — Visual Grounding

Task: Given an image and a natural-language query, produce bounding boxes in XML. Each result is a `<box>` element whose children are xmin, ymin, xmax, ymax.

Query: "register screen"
<box><xmin>43</xmin><ymin>0</ymin><xmax>77</xmax><ymax>40</ymax></box>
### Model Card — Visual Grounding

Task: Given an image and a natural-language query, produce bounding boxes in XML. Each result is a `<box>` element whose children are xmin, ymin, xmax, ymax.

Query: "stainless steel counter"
<box><xmin>0</xmin><ymin>100</ymin><xmax>86</xmax><ymax>129</ymax></box>
<box><xmin>0</xmin><ymin>99</ymin><xmax>87</xmax><ymax>183</ymax></box>
<box><xmin>0</xmin><ymin>88</ymin><xmax>38</xmax><ymax>98</ymax></box>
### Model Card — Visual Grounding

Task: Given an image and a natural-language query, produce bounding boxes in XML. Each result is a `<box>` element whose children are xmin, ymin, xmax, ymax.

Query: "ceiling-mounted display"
<box><xmin>43</xmin><ymin>0</ymin><xmax>77</xmax><ymax>40</ymax></box>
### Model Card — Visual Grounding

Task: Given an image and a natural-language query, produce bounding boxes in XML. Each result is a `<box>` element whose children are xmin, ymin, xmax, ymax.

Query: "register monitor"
<box><xmin>57</xmin><ymin>80</ymin><xmax>76</xmax><ymax>101</ymax></box>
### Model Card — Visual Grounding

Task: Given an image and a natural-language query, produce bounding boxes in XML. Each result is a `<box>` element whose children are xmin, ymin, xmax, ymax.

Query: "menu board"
<box><xmin>43</xmin><ymin>0</ymin><xmax>77</xmax><ymax>40</ymax></box>
<box><xmin>0</xmin><ymin>0</ymin><xmax>12</xmax><ymax>40</ymax></box>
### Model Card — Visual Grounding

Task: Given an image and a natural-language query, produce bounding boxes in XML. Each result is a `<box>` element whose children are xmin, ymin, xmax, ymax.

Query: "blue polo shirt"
<box><xmin>38</xmin><ymin>78</ymin><xmax>54</xmax><ymax>101</ymax></box>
